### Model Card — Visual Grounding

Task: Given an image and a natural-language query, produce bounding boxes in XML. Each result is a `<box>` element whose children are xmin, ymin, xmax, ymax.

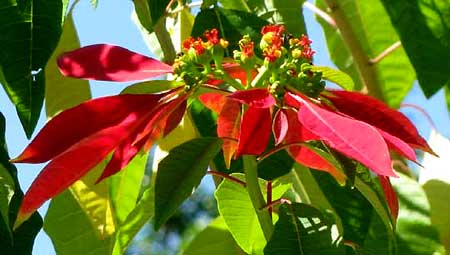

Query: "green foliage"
<box><xmin>310</xmin><ymin>66</ymin><xmax>354</xmax><ymax>91</ymax></box>
<box><xmin>264</xmin><ymin>203</ymin><xmax>344</xmax><ymax>255</ymax></box>
<box><xmin>381</xmin><ymin>0</ymin><xmax>450</xmax><ymax>98</ymax></box>
<box><xmin>154</xmin><ymin>137</ymin><xmax>223</xmax><ymax>230</ymax></box>
<box><xmin>0</xmin><ymin>0</ymin><xmax>68</xmax><ymax>137</ymax></box>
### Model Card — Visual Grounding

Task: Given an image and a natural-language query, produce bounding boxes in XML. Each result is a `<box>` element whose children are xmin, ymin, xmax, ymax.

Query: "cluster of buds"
<box><xmin>174</xmin><ymin>24</ymin><xmax>325</xmax><ymax>99</ymax></box>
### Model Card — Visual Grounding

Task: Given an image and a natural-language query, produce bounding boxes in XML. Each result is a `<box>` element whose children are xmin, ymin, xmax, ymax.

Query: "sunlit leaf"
<box><xmin>154</xmin><ymin>137</ymin><xmax>223</xmax><ymax>229</ymax></box>
<box><xmin>217</xmin><ymin>99</ymin><xmax>241</xmax><ymax>169</ymax></box>
<box><xmin>0</xmin><ymin>0</ymin><xmax>68</xmax><ymax>137</ymax></box>
<box><xmin>310</xmin><ymin>66</ymin><xmax>354</xmax><ymax>91</ymax></box>
<box><xmin>182</xmin><ymin>216</ymin><xmax>245</xmax><ymax>255</ymax></box>
<box><xmin>121</xmin><ymin>80</ymin><xmax>184</xmax><ymax>95</ymax></box>
<box><xmin>44</xmin><ymin>190</ymin><xmax>112</xmax><ymax>255</ymax></box>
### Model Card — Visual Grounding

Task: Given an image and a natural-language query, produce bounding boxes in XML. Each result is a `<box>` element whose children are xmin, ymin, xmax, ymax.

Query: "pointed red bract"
<box><xmin>217</xmin><ymin>99</ymin><xmax>241</xmax><ymax>168</ymax></box>
<box><xmin>12</xmin><ymin>94</ymin><xmax>164</xmax><ymax>163</ymax></box>
<box><xmin>323</xmin><ymin>90</ymin><xmax>434</xmax><ymax>154</ymax></box>
<box><xmin>236</xmin><ymin>107</ymin><xmax>271</xmax><ymax>157</ymax></box>
<box><xmin>284</xmin><ymin>109</ymin><xmax>345</xmax><ymax>182</ymax></box>
<box><xmin>17</xmin><ymin>113</ymin><xmax>144</xmax><ymax>224</ymax></box>
<box><xmin>163</xmin><ymin>100</ymin><xmax>187</xmax><ymax>136</ymax></box>
<box><xmin>207</xmin><ymin>62</ymin><xmax>256</xmax><ymax>86</ymax></box>
<box><xmin>198</xmin><ymin>93</ymin><xmax>227</xmax><ymax>114</ymax></box>
<box><xmin>379</xmin><ymin>176</ymin><xmax>399</xmax><ymax>220</ymax></box>
<box><xmin>273</xmin><ymin>109</ymin><xmax>288</xmax><ymax>145</ymax></box>
<box><xmin>57</xmin><ymin>44</ymin><xmax>173</xmax><ymax>82</ymax></box>
<box><xmin>228</xmin><ymin>89</ymin><xmax>276</xmax><ymax>108</ymax></box>
<box><xmin>377</xmin><ymin>129</ymin><xmax>416</xmax><ymax>162</ymax></box>
<box><xmin>297</xmin><ymin>98</ymin><xmax>396</xmax><ymax>177</ymax></box>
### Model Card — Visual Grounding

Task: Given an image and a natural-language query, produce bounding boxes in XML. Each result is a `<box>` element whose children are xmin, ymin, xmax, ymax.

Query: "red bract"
<box><xmin>13</xmin><ymin>44</ymin><xmax>187</xmax><ymax>226</ymax></box>
<box><xmin>57</xmin><ymin>44</ymin><xmax>173</xmax><ymax>81</ymax></box>
<box><xmin>322</xmin><ymin>90</ymin><xmax>434</xmax><ymax>155</ymax></box>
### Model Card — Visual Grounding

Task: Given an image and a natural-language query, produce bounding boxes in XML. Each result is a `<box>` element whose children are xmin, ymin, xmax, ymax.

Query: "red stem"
<box><xmin>207</xmin><ymin>170</ymin><xmax>246</xmax><ymax>187</ymax></box>
<box><xmin>267</xmin><ymin>181</ymin><xmax>273</xmax><ymax>217</ymax></box>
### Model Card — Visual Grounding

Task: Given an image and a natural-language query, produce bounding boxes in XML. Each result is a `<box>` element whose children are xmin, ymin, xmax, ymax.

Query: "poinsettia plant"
<box><xmin>9</xmin><ymin>23</ymin><xmax>436</xmax><ymax>253</ymax></box>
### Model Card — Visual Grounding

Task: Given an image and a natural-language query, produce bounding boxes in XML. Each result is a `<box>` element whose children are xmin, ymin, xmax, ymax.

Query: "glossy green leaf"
<box><xmin>264</xmin><ymin>203</ymin><xmax>343</xmax><ymax>255</ymax></box>
<box><xmin>446</xmin><ymin>86</ymin><xmax>450</xmax><ymax>113</ymax></box>
<box><xmin>113</xmin><ymin>186</ymin><xmax>154</xmax><ymax>255</ymax></box>
<box><xmin>133</xmin><ymin>0</ymin><xmax>170</xmax><ymax>33</ymax></box>
<box><xmin>218</xmin><ymin>0</ymin><xmax>251</xmax><ymax>11</ymax></box>
<box><xmin>121</xmin><ymin>80</ymin><xmax>183</xmax><ymax>95</ymax></box>
<box><xmin>44</xmin><ymin>190</ymin><xmax>112</xmax><ymax>255</ymax></box>
<box><xmin>0</xmin><ymin>112</ymin><xmax>42</xmax><ymax>254</ymax></box>
<box><xmin>392</xmin><ymin>173</ymin><xmax>445</xmax><ymax>255</ymax></box>
<box><xmin>380</xmin><ymin>0</ymin><xmax>450</xmax><ymax>97</ymax></box>
<box><xmin>154</xmin><ymin>137</ymin><xmax>223</xmax><ymax>229</ymax></box>
<box><xmin>109</xmin><ymin>151</ymin><xmax>147</xmax><ymax>224</ymax></box>
<box><xmin>215</xmin><ymin>173</ymin><xmax>291</xmax><ymax>254</ymax></box>
<box><xmin>423</xmin><ymin>180</ymin><xmax>450</xmax><ymax>253</ymax></box>
<box><xmin>182</xmin><ymin>216</ymin><xmax>245</xmax><ymax>255</ymax></box>
<box><xmin>45</xmin><ymin>10</ymin><xmax>91</xmax><ymax>118</ymax></box>
<box><xmin>311</xmin><ymin>66</ymin><xmax>354</xmax><ymax>91</ymax></box>
<box><xmin>315</xmin><ymin>0</ymin><xmax>415</xmax><ymax>108</ymax></box>
<box><xmin>0</xmin><ymin>0</ymin><xmax>68</xmax><ymax>137</ymax></box>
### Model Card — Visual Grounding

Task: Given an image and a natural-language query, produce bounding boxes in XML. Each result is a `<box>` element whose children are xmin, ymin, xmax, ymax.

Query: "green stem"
<box><xmin>242</xmin><ymin>155</ymin><xmax>273</xmax><ymax>241</ymax></box>
<box><xmin>322</xmin><ymin>0</ymin><xmax>384</xmax><ymax>101</ymax></box>
<box><xmin>154</xmin><ymin>17</ymin><xmax>177</xmax><ymax>65</ymax></box>
<box><xmin>250</xmin><ymin>65</ymin><xmax>271</xmax><ymax>88</ymax></box>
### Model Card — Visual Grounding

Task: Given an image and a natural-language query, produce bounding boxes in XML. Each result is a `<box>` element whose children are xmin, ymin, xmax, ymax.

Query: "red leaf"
<box><xmin>272</xmin><ymin>109</ymin><xmax>288</xmax><ymax>145</ymax></box>
<box><xmin>229</xmin><ymin>89</ymin><xmax>276</xmax><ymax>108</ymax></box>
<box><xmin>217</xmin><ymin>99</ymin><xmax>241</xmax><ymax>168</ymax></box>
<box><xmin>379</xmin><ymin>176</ymin><xmax>399</xmax><ymax>220</ymax></box>
<box><xmin>284</xmin><ymin>109</ymin><xmax>346</xmax><ymax>182</ymax></box>
<box><xmin>323</xmin><ymin>90</ymin><xmax>434</xmax><ymax>154</ymax></box>
<box><xmin>207</xmin><ymin>62</ymin><xmax>256</xmax><ymax>86</ymax></box>
<box><xmin>284</xmin><ymin>91</ymin><xmax>309</xmax><ymax>109</ymax></box>
<box><xmin>57</xmin><ymin>44</ymin><xmax>173</xmax><ymax>81</ymax></box>
<box><xmin>236</xmin><ymin>107</ymin><xmax>271</xmax><ymax>157</ymax></box>
<box><xmin>11</xmin><ymin>94</ymin><xmax>163</xmax><ymax>163</ymax></box>
<box><xmin>198</xmin><ymin>93</ymin><xmax>227</xmax><ymax>113</ymax></box>
<box><xmin>96</xmin><ymin>137</ymin><xmax>144</xmax><ymax>183</ymax></box>
<box><xmin>163</xmin><ymin>100</ymin><xmax>187</xmax><ymax>136</ymax></box>
<box><xmin>378</xmin><ymin>129</ymin><xmax>416</xmax><ymax>162</ymax></box>
<box><xmin>16</xmin><ymin>114</ymin><xmax>142</xmax><ymax>225</ymax></box>
<box><xmin>297</xmin><ymin>99</ymin><xmax>396</xmax><ymax>177</ymax></box>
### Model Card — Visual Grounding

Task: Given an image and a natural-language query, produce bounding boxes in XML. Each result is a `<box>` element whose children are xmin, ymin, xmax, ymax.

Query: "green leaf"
<box><xmin>264</xmin><ymin>203</ymin><xmax>343</xmax><ymax>255</ymax></box>
<box><xmin>392</xmin><ymin>173</ymin><xmax>445</xmax><ymax>255</ymax></box>
<box><xmin>446</xmin><ymin>86</ymin><xmax>450</xmax><ymax>113</ymax></box>
<box><xmin>68</xmin><ymin>160</ymin><xmax>116</xmax><ymax>238</ymax></box>
<box><xmin>90</xmin><ymin>0</ymin><xmax>98</xmax><ymax>9</ymax></box>
<box><xmin>218</xmin><ymin>0</ymin><xmax>251</xmax><ymax>12</ymax></box>
<box><xmin>0</xmin><ymin>112</ymin><xmax>43</xmax><ymax>254</ymax></box>
<box><xmin>262</xmin><ymin>0</ymin><xmax>307</xmax><ymax>37</ymax></box>
<box><xmin>214</xmin><ymin>173</ymin><xmax>291</xmax><ymax>254</ymax></box>
<box><xmin>315</xmin><ymin>0</ymin><xmax>415</xmax><ymax>108</ymax></box>
<box><xmin>110</xmin><ymin>151</ymin><xmax>147</xmax><ymax>225</ymax></box>
<box><xmin>423</xmin><ymin>180</ymin><xmax>450</xmax><ymax>253</ymax></box>
<box><xmin>44</xmin><ymin>190</ymin><xmax>112</xmax><ymax>255</ymax></box>
<box><xmin>380</xmin><ymin>0</ymin><xmax>450</xmax><ymax>97</ymax></box>
<box><xmin>0</xmin><ymin>163</ymin><xmax>14</xmax><ymax>233</ymax></box>
<box><xmin>154</xmin><ymin>137</ymin><xmax>223</xmax><ymax>229</ymax></box>
<box><xmin>182</xmin><ymin>216</ymin><xmax>245</xmax><ymax>255</ymax></box>
<box><xmin>311</xmin><ymin>170</ymin><xmax>395</xmax><ymax>253</ymax></box>
<box><xmin>113</xmin><ymin>186</ymin><xmax>154</xmax><ymax>255</ymax></box>
<box><xmin>121</xmin><ymin>80</ymin><xmax>183</xmax><ymax>95</ymax></box>
<box><xmin>0</xmin><ymin>0</ymin><xmax>68</xmax><ymax>137</ymax></box>
<box><xmin>311</xmin><ymin>66</ymin><xmax>354</xmax><ymax>91</ymax></box>
<box><xmin>192</xmin><ymin>7</ymin><xmax>268</xmax><ymax>54</ymax></box>
<box><xmin>45</xmin><ymin>10</ymin><xmax>91</xmax><ymax>118</ymax></box>
<box><xmin>132</xmin><ymin>0</ymin><xmax>170</xmax><ymax>33</ymax></box>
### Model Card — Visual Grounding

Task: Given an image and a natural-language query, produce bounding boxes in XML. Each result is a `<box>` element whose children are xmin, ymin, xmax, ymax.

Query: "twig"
<box><xmin>207</xmin><ymin>170</ymin><xmax>246</xmax><ymax>187</ymax></box>
<box><xmin>261</xmin><ymin>198</ymin><xmax>292</xmax><ymax>210</ymax></box>
<box><xmin>401</xmin><ymin>103</ymin><xmax>437</xmax><ymax>130</ymax></box>
<box><xmin>369</xmin><ymin>41</ymin><xmax>402</xmax><ymax>64</ymax></box>
<box><xmin>257</xmin><ymin>142</ymin><xmax>306</xmax><ymax>161</ymax></box>
<box><xmin>303</xmin><ymin>2</ymin><xmax>336</xmax><ymax>28</ymax></box>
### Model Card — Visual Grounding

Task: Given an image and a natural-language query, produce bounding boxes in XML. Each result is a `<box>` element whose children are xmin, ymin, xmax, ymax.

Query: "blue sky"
<box><xmin>0</xmin><ymin>0</ymin><xmax>448</xmax><ymax>254</ymax></box>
